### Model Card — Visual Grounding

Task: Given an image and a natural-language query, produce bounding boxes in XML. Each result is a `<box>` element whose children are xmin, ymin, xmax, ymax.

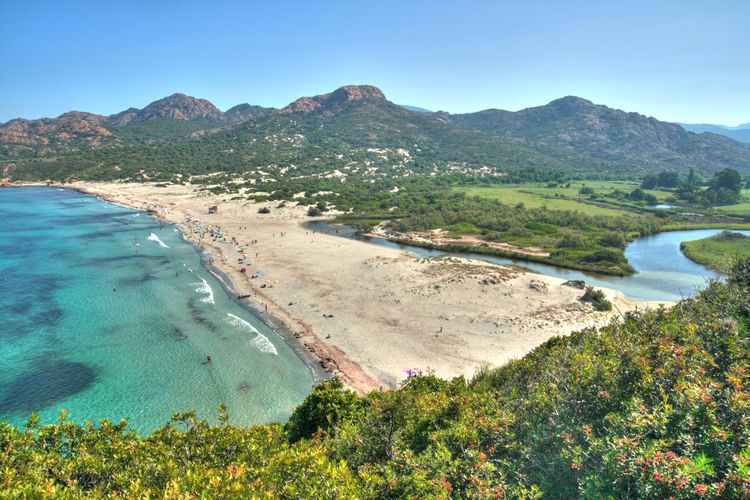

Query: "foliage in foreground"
<box><xmin>3</xmin><ymin>260</ymin><xmax>750</xmax><ymax>498</ymax></box>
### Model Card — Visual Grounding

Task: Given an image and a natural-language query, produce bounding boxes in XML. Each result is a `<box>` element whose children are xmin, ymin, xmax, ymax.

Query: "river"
<box><xmin>305</xmin><ymin>222</ymin><xmax>749</xmax><ymax>302</ymax></box>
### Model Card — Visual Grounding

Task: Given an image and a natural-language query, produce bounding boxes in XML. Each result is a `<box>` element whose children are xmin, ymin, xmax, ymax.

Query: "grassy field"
<box><xmin>455</xmin><ymin>181</ymin><xmax>672</xmax><ymax>217</ymax></box>
<box><xmin>713</xmin><ymin>189</ymin><xmax>750</xmax><ymax>218</ymax></box>
<box><xmin>680</xmin><ymin>231</ymin><xmax>750</xmax><ymax>271</ymax></box>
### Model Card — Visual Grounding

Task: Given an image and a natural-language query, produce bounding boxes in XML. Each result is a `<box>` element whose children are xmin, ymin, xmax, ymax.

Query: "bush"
<box><xmin>580</xmin><ymin>285</ymin><xmax>613</xmax><ymax>311</ymax></box>
<box><xmin>285</xmin><ymin>377</ymin><xmax>361</xmax><ymax>443</ymax></box>
<box><xmin>629</xmin><ymin>188</ymin><xmax>645</xmax><ymax>201</ymax></box>
<box><xmin>727</xmin><ymin>256</ymin><xmax>750</xmax><ymax>289</ymax></box>
<box><xmin>257</xmin><ymin>206</ymin><xmax>271</xmax><ymax>214</ymax></box>
<box><xmin>557</xmin><ymin>232</ymin><xmax>586</xmax><ymax>248</ymax></box>
<box><xmin>307</xmin><ymin>206</ymin><xmax>322</xmax><ymax>216</ymax></box>
<box><xmin>601</xmin><ymin>231</ymin><xmax>626</xmax><ymax>248</ymax></box>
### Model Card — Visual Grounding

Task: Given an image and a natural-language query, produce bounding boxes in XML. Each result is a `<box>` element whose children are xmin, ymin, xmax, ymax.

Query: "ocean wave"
<box><xmin>147</xmin><ymin>233</ymin><xmax>170</xmax><ymax>248</ymax></box>
<box><xmin>226</xmin><ymin>313</ymin><xmax>278</xmax><ymax>355</ymax></box>
<box><xmin>193</xmin><ymin>278</ymin><xmax>215</xmax><ymax>304</ymax></box>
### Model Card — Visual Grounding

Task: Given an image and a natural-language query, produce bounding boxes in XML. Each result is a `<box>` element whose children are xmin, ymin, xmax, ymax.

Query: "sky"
<box><xmin>1</xmin><ymin>0</ymin><xmax>748</xmax><ymax>124</ymax></box>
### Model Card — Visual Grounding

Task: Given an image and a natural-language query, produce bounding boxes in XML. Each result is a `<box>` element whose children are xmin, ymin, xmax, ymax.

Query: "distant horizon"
<box><xmin>1</xmin><ymin>85</ymin><xmax>747</xmax><ymax>129</ymax></box>
<box><xmin>1</xmin><ymin>1</ymin><xmax>748</xmax><ymax>125</ymax></box>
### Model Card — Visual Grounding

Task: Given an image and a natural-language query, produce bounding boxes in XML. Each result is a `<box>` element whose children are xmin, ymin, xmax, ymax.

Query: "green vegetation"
<box><xmin>456</xmin><ymin>180</ymin><xmax>672</xmax><ymax>216</ymax></box>
<box><xmin>580</xmin><ymin>286</ymin><xmax>613</xmax><ymax>311</ymax></box>
<box><xmin>378</xmin><ymin>190</ymin><xmax>666</xmax><ymax>275</ymax></box>
<box><xmin>3</xmin><ymin>260</ymin><xmax>750</xmax><ymax>497</ymax></box>
<box><xmin>681</xmin><ymin>231</ymin><xmax>750</xmax><ymax>271</ymax></box>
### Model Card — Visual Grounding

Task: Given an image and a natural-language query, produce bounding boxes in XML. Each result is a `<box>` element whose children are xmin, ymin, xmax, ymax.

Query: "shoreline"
<box><xmin>62</xmin><ymin>183</ymin><xmax>372</xmax><ymax>389</ymax></box>
<box><xmin>33</xmin><ymin>182</ymin><xmax>669</xmax><ymax>392</ymax></box>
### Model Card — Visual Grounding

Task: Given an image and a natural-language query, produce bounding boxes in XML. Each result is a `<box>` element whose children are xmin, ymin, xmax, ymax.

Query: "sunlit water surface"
<box><xmin>0</xmin><ymin>187</ymin><xmax>313</xmax><ymax>433</ymax></box>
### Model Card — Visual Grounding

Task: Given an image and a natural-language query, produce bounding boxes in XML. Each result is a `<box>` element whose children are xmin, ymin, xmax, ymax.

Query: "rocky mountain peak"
<box><xmin>280</xmin><ymin>85</ymin><xmax>386</xmax><ymax>113</ymax></box>
<box><xmin>108</xmin><ymin>93</ymin><xmax>224</xmax><ymax>126</ymax></box>
<box><xmin>546</xmin><ymin>96</ymin><xmax>595</xmax><ymax>114</ymax></box>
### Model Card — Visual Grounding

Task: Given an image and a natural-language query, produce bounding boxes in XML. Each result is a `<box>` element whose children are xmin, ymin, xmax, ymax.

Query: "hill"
<box><xmin>5</xmin><ymin>86</ymin><xmax>607</xmax><ymax>182</ymax></box>
<box><xmin>3</xmin><ymin>87</ymin><xmax>750</xmax><ymax>182</ymax></box>
<box><xmin>449</xmin><ymin>96</ymin><xmax>750</xmax><ymax>175</ymax></box>
<box><xmin>3</xmin><ymin>259</ymin><xmax>750</xmax><ymax>497</ymax></box>
<box><xmin>680</xmin><ymin>123</ymin><xmax>750</xmax><ymax>144</ymax></box>
<box><xmin>0</xmin><ymin>93</ymin><xmax>273</xmax><ymax>158</ymax></box>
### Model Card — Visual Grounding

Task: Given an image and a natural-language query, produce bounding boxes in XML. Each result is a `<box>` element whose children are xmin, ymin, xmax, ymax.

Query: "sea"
<box><xmin>0</xmin><ymin>187</ymin><xmax>313</xmax><ymax>433</ymax></box>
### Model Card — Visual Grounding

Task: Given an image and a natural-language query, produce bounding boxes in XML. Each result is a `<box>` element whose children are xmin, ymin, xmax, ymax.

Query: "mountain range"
<box><xmin>679</xmin><ymin>123</ymin><xmax>750</xmax><ymax>144</ymax></box>
<box><xmin>2</xmin><ymin>85</ymin><xmax>749</xmax><ymax>181</ymax></box>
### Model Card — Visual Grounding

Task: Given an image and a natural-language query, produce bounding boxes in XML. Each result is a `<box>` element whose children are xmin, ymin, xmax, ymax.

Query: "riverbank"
<box><xmin>67</xmin><ymin>182</ymin><xmax>668</xmax><ymax>391</ymax></box>
<box><xmin>680</xmin><ymin>231</ymin><xmax>750</xmax><ymax>272</ymax></box>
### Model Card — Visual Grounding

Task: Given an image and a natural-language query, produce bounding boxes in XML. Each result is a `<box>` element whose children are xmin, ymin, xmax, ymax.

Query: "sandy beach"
<box><xmin>69</xmin><ymin>181</ymin><xmax>669</xmax><ymax>392</ymax></box>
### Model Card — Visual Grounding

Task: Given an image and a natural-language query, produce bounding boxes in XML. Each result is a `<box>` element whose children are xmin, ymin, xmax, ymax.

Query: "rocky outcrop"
<box><xmin>107</xmin><ymin>93</ymin><xmax>224</xmax><ymax>125</ymax></box>
<box><xmin>279</xmin><ymin>85</ymin><xmax>386</xmax><ymax>113</ymax></box>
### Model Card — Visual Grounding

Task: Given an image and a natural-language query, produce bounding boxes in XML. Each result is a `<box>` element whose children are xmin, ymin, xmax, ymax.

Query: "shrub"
<box><xmin>258</xmin><ymin>207</ymin><xmax>271</xmax><ymax>214</ymax></box>
<box><xmin>285</xmin><ymin>377</ymin><xmax>361</xmax><ymax>443</ymax></box>
<box><xmin>580</xmin><ymin>285</ymin><xmax>613</xmax><ymax>311</ymax></box>
<box><xmin>601</xmin><ymin>231</ymin><xmax>626</xmax><ymax>248</ymax></box>
<box><xmin>557</xmin><ymin>232</ymin><xmax>586</xmax><ymax>248</ymax></box>
<box><xmin>727</xmin><ymin>256</ymin><xmax>750</xmax><ymax>289</ymax></box>
<box><xmin>307</xmin><ymin>206</ymin><xmax>322</xmax><ymax>216</ymax></box>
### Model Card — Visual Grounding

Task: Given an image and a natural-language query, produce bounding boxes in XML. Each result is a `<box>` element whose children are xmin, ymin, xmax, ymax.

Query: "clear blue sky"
<box><xmin>1</xmin><ymin>0</ymin><xmax>748</xmax><ymax>124</ymax></box>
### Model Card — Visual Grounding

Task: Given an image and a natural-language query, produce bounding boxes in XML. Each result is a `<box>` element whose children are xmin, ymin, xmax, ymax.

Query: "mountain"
<box><xmin>279</xmin><ymin>85</ymin><xmax>386</xmax><ymax>113</ymax></box>
<box><xmin>106</xmin><ymin>93</ymin><xmax>224</xmax><ymax>126</ymax></box>
<box><xmin>7</xmin><ymin>85</ymin><xmax>605</xmax><ymax>181</ymax></box>
<box><xmin>679</xmin><ymin>123</ymin><xmax>750</xmax><ymax>143</ymax></box>
<box><xmin>0</xmin><ymin>111</ymin><xmax>121</xmax><ymax>158</ymax></box>
<box><xmin>223</xmin><ymin>103</ymin><xmax>274</xmax><ymax>123</ymax></box>
<box><xmin>399</xmin><ymin>104</ymin><xmax>432</xmax><ymax>113</ymax></box>
<box><xmin>449</xmin><ymin>96</ymin><xmax>750</xmax><ymax>173</ymax></box>
<box><xmin>3</xmin><ymin>87</ymin><xmax>750</xmax><ymax>181</ymax></box>
<box><xmin>0</xmin><ymin>93</ymin><xmax>274</xmax><ymax>157</ymax></box>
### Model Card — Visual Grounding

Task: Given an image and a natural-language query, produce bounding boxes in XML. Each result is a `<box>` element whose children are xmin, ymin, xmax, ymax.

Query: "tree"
<box><xmin>629</xmin><ymin>188</ymin><xmax>645</xmax><ymax>201</ymax></box>
<box><xmin>712</xmin><ymin>168</ymin><xmax>742</xmax><ymax>194</ymax></box>
<box><xmin>657</xmin><ymin>171</ymin><xmax>680</xmax><ymax>188</ymax></box>
<box><xmin>641</xmin><ymin>175</ymin><xmax>658</xmax><ymax>190</ymax></box>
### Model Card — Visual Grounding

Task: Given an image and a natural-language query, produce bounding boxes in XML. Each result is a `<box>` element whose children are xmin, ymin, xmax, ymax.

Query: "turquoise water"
<box><xmin>0</xmin><ymin>187</ymin><xmax>313</xmax><ymax>433</ymax></box>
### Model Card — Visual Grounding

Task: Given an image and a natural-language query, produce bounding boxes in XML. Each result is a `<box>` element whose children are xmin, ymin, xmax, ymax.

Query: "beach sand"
<box><xmin>71</xmin><ymin>181</ymin><xmax>669</xmax><ymax>392</ymax></box>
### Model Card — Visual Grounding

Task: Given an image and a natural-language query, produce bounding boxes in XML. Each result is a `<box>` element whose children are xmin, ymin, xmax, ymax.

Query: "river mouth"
<box><xmin>304</xmin><ymin>221</ymin><xmax>748</xmax><ymax>302</ymax></box>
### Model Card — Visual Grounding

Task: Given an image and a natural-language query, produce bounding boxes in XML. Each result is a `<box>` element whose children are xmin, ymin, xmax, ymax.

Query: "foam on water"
<box><xmin>0</xmin><ymin>187</ymin><xmax>310</xmax><ymax>432</ymax></box>
<box><xmin>147</xmin><ymin>233</ymin><xmax>170</xmax><ymax>248</ymax></box>
<box><xmin>226</xmin><ymin>313</ymin><xmax>278</xmax><ymax>355</ymax></box>
<box><xmin>193</xmin><ymin>277</ymin><xmax>215</xmax><ymax>304</ymax></box>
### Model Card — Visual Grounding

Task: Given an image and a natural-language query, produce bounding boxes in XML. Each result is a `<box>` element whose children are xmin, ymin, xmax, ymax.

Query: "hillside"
<box><xmin>449</xmin><ymin>96</ymin><xmax>750</xmax><ymax>175</ymax></box>
<box><xmin>5</xmin><ymin>86</ymin><xmax>606</xmax><ymax>182</ymax></box>
<box><xmin>680</xmin><ymin>123</ymin><xmax>750</xmax><ymax>144</ymax></box>
<box><xmin>3</xmin><ymin>260</ymin><xmax>749</xmax><ymax>497</ymax></box>
<box><xmin>0</xmin><ymin>93</ymin><xmax>274</xmax><ymax>159</ymax></box>
<box><xmin>3</xmin><ymin>87</ymin><xmax>750</xmax><ymax>182</ymax></box>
